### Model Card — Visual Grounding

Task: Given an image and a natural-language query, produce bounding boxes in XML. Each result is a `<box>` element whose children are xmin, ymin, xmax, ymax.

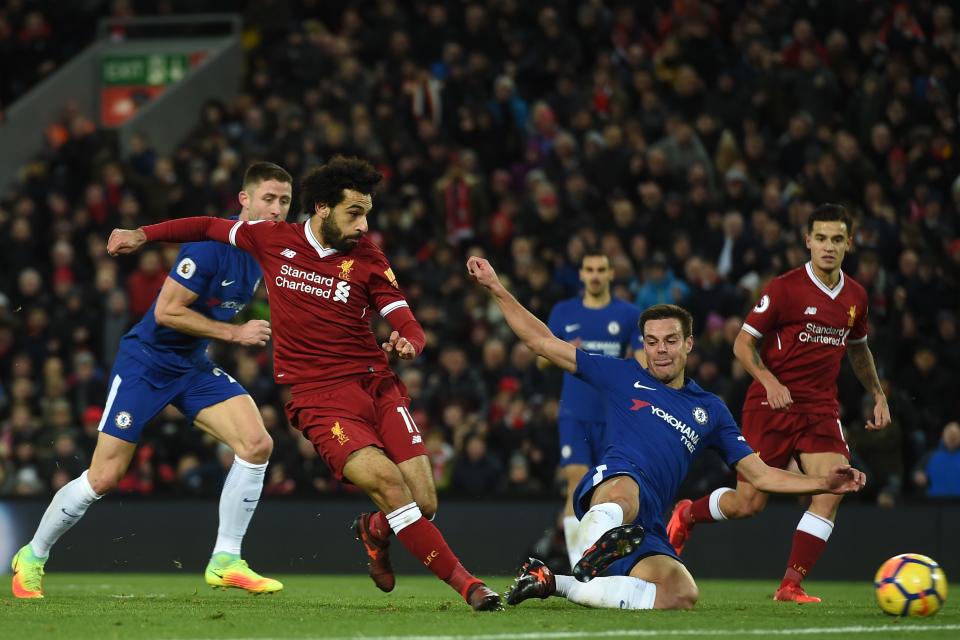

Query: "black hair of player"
<box><xmin>300</xmin><ymin>156</ymin><xmax>382</xmax><ymax>214</ymax></box>
<box><xmin>242</xmin><ymin>162</ymin><xmax>293</xmax><ymax>190</ymax></box>
<box><xmin>580</xmin><ymin>249</ymin><xmax>610</xmax><ymax>268</ymax></box>
<box><xmin>807</xmin><ymin>203</ymin><xmax>852</xmax><ymax>235</ymax></box>
<box><xmin>639</xmin><ymin>304</ymin><xmax>694</xmax><ymax>339</ymax></box>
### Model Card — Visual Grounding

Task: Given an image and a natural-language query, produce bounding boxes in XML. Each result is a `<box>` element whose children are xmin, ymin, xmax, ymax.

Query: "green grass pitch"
<box><xmin>2</xmin><ymin>574</ymin><xmax>956</xmax><ymax>639</ymax></box>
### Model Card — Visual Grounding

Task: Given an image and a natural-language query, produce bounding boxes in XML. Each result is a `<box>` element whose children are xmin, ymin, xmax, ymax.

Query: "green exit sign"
<box><xmin>102</xmin><ymin>54</ymin><xmax>189</xmax><ymax>86</ymax></box>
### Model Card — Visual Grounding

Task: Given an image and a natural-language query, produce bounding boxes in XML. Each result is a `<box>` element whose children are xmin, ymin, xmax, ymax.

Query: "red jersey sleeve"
<box><xmin>368</xmin><ymin>252</ymin><xmax>409</xmax><ymax>318</ymax></box>
<box><xmin>368</xmin><ymin>252</ymin><xmax>425</xmax><ymax>354</ymax></box>
<box><xmin>142</xmin><ymin>216</ymin><xmax>234</xmax><ymax>243</ymax></box>
<box><xmin>847</xmin><ymin>290</ymin><xmax>869</xmax><ymax>343</ymax></box>
<box><xmin>742</xmin><ymin>279</ymin><xmax>783</xmax><ymax>339</ymax></box>
<box><xmin>226</xmin><ymin>219</ymin><xmax>280</xmax><ymax>259</ymax></box>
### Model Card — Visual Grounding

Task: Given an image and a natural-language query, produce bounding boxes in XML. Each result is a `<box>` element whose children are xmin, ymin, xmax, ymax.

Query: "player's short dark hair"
<box><xmin>242</xmin><ymin>162</ymin><xmax>292</xmax><ymax>190</ymax></box>
<box><xmin>300</xmin><ymin>155</ymin><xmax>382</xmax><ymax>215</ymax></box>
<box><xmin>580</xmin><ymin>250</ymin><xmax>610</xmax><ymax>268</ymax></box>
<box><xmin>639</xmin><ymin>304</ymin><xmax>694</xmax><ymax>339</ymax></box>
<box><xmin>807</xmin><ymin>203</ymin><xmax>852</xmax><ymax>235</ymax></box>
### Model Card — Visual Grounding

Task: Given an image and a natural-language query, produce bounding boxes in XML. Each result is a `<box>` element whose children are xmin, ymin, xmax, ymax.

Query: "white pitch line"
<box><xmin>175</xmin><ymin>624</ymin><xmax>960</xmax><ymax>640</ymax></box>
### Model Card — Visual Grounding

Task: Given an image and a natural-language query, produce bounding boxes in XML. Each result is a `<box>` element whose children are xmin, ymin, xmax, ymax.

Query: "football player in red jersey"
<box><xmin>666</xmin><ymin>203</ymin><xmax>891</xmax><ymax>603</ymax></box>
<box><xmin>107</xmin><ymin>156</ymin><xmax>502</xmax><ymax>611</ymax></box>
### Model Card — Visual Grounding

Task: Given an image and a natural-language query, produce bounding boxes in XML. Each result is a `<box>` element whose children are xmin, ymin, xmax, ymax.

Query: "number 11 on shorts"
<box><xmin>396</xmin><ymin>406</ymin><xmax>420</xmax><ymax>433</ymax></box>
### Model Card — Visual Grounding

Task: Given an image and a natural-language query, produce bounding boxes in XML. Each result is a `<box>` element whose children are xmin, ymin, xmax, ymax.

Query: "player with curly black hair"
<box><xmin>106</xmin><ymin>155</ymin><xmax>502</xmax><ymax>612</ymax></box>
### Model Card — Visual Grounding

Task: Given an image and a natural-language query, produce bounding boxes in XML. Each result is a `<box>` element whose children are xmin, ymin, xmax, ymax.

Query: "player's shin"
<box><xmin>563</xmin><ymin>516</ymin><xmax>581</xmax><ymax>568</ymax></box>
<box><xmin>782</xmin><ymin>511</ymin><xmax>833</xmax><ymax>586</ymax></box>
<box><xmin>213</xmin><ymin>455</ymin><xmax>267</xmax><ymax>556</ymax></box>
<box><xmin>30</xmin><ymin>470</ymin><xmax>103</xmax><ymax>558</ymax></box>
<box><xmin>388</xmin><ymin>502</ymin><xmax>481</xmax><ymax>599</ymax></box>
<box><xmin>577</xmin><ymin>503</ymin><xmax>624</xmax><ymax>551</ymax></box>
<box><xmin>562</xmin><ymin>575</ymin><xmax>657</xmax><ymax>610</ymax></box>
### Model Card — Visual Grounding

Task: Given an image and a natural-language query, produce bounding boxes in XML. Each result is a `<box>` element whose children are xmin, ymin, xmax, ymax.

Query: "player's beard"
<box><xmin>322</xmin><ymin>215</ymin><xmax>362</xmax><ymax>252</ymax></box>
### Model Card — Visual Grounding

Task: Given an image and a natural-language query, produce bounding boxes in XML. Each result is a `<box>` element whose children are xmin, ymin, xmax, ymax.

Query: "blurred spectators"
<box><xmin>1</xmin><ymin>0</ymin><xmax>958</xmax><ymax>500</ymax></box>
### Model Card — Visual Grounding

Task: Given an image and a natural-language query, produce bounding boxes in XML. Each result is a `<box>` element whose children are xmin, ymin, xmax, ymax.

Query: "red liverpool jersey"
<box><xmin>741</xmin><ymin>262</ymin><xmax>869</xmax><ymax>414</ymax></box>
<box><xmin>227</xmin><ymin>219</ymin><xmax>410</xmax><ymax>388</ymax></box>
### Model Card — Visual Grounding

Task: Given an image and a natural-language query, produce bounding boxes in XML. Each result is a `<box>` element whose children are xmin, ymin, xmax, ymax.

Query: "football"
<box><xmin>874</xmin><ymin>553</ymin><xmax>948</xmax><ymax>617</ymax></box>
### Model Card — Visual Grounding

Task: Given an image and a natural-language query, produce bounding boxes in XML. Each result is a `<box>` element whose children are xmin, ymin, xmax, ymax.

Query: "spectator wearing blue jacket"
<box><xmin>635</xmin><ymin>253</ymin><xmax>689</xmax><ymax>310</ymax></box>
<box><xmin>915</xmin><ymin>422</ymin><xmax>960</xmax><ymax>497</ymax></box>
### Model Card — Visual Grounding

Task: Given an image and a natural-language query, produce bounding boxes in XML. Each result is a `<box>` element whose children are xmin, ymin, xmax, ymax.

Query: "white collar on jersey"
<box><xmin>805</xmin><ymin>261</ymin><xmax>844</xmax><ymax>300</ymax></box>
<box><xmin>304</xmin><ymin>217</ymin><xmax>338</xmax><ymax>258</ymax></box>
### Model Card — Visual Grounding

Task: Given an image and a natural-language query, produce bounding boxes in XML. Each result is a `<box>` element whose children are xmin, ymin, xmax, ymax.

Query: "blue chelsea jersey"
<box><xmin>547</xmin><ymin>297</ymin><xmax>642</xmax><ymax>420</ymax></box>
<box><xmin>122</xmin><ymin>236</ymin><xmax>262</xmax><ymax>374</ymax></box>
<box><xmin>574</xmin><ymin>351</ymin><xmax>754</xmax><ymax>509</ymax></box>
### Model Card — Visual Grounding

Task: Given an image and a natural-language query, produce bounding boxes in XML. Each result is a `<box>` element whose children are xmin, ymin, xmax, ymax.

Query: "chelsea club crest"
<box><xmin>692</xmin><ymin>407</ymin><xmax>708</xmax><ymax>425</ymax></box>
<box><xmin>115</xmin><ymin>411</ymin><xmax>133</xmax><ymax>429</ymax></box>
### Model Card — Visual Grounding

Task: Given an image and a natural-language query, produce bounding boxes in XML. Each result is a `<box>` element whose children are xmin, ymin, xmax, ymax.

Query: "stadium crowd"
<box><xmin>1</xmin><ymin>0</ymin><xmax>959</xmax><ymax>503</ymax></box>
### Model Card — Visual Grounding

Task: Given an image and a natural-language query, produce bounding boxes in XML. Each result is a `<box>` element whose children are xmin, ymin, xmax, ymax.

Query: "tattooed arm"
<box><xmin>846</xmin><ymin>341</ymin><xmax>891</xmax><ymax>431</ymax></box>
<box><xmin>733</xmin><ymin>329</ymin><xmax>793</xmax><ymax>410</ymax></box>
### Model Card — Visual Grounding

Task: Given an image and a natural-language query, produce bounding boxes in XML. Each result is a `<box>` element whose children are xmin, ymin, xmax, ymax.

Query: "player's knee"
<box><xmin>728</xmin><ymin>492</ymin><xmax>766</xmax><ymax>518</ymax></box>
<box><xmin>238</xmin><ymin>431</ymin><xmax>273</xmax><ymax>464</ymax></box>
<box><xmin>367</xmin><ymin>467</ymin><xmax>411</xmax><ymax>509</ymax></box>
<box><xmin>671</xmin><ymin>583</ymin><xmax>699</xmax><ymax>610</ymax></box>
<box><xmin>417</xmin><ymin>494</ymin><xmax>438</xmax><ymax>520</ymax></box>
<box><xmin>86</xmin><ymin>469</ymin><xmax>121</xmax><ymax>495</ymax></box>
<box><xmin>659</xmin><ymin>576</ymin><xmax>699</xmax><ymax>610</ymax></box>
<box><xmin>608</xmin><ymin>495</ymin><xmax>639</xmax><ymax>522</ymax></box>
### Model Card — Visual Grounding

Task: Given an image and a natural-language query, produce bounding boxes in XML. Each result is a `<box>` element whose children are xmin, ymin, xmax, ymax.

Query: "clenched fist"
<box><xmin>466</xmin><ymin>256</ymin><xmax>503</xmax><ymax>291</ymax></box>
<box><xmin>107</xmin><ymin>228</ymin><xmax>146</xmax><ymax>256</ymax></box>
<box><xmin>233</xmin><ymin>319</ymin><xmax>271</xmax><ymax>346</ymax></box>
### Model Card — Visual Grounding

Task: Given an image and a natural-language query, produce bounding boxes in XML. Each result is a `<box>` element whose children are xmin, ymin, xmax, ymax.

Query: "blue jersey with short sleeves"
<box><xmin>547</xmin><ymin>298</ymin><xmax>642</xmax><ymax>420</ymax></box>
<box><xmin>122</xmin><ymin>237</ymin><xmax>261</xmax><ymax>374</ymax></box>
<box><xmin>574</xmin><ymin>350</ymin><xmax>754</xmax><ymax>508</ymax></box>
<box><xmin>99</xmin><ymin>231</ymin><xmax>260</xmax><ymax>442</ymax></box>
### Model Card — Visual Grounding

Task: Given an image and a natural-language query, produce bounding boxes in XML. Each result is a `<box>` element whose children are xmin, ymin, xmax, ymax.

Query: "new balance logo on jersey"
<box><xmin>804</xmin><ymin>306</ymin><xmax>818</xmax><ymax>315</ymax></box>
<box><xmin>280</xmin><ymin>248</ymin><xmax>297</xmax><ymax>259</ymax></box>
<box><xmin>334</xmin><ymin>281</ymin><xmax>351</xmax><ymax>303</ymax></box>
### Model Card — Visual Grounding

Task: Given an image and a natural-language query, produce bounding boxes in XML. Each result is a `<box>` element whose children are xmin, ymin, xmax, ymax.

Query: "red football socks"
<box><xmin>781</xmin><ymin>530</ymin><xmax>827</xmax><ymax>585</ymax></box>
<box><xmin>688</xmin><ymin>496</ymin><xmax>715</xmax><ymax>524</ymax></box>
<box><xmin>394</xmin><ymin>517</ymin><xmax>478</xmax><ymax>597</ymax></box>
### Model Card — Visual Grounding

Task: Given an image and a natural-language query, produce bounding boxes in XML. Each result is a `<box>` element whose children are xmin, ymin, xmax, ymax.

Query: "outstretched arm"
<box><xmin>107</xmin><ymin>217</ymin><xmax>237</xmax><ymax>255</ymax></box>
<box><xmin>467</xmin><ymin>256</ymin><xmax>577</xmax><ymax>373</ymax></box>
<box><xmin>846</xmin><ymin>341</ymin><xmax>890</xmax><ymax>431</ymax></box>
<box><xmin>736</xmin><ymin>453</ymin><xmax>866</xmax><ymax>495</ymax></box>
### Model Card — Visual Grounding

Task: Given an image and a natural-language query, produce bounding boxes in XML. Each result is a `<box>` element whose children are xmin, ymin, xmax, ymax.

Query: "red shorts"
<box><xmin>739</xmin><ymin>408</ymin><xmax>849</xmax><ymax>474</ymax></box>
<box><xmin>284</xmin><ymin>374</ymin><xmax>425</xmax><ymax>481</ymax></box>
